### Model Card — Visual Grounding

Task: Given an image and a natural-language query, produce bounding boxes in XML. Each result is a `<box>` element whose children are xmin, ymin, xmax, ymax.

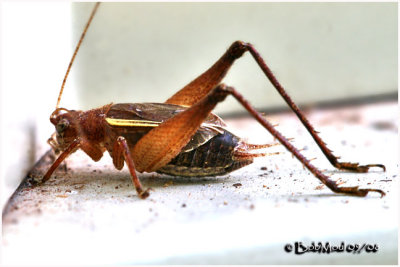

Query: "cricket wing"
<box><xmin>105</xmin><ymin>103</ymin><xmax>226</xmax><ymax>152</ymax></box>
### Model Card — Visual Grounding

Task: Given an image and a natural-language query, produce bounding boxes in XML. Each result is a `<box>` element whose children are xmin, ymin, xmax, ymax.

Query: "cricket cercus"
<box><xmin>41</xmin><ymin>3</ymin><xmax>386</xmax><ymax>199</ymax></box>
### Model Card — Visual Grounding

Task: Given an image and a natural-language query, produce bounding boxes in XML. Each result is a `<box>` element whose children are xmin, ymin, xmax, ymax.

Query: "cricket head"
<box><xmin>48</xmin><ymin>108</ymin><xmax>82</xmax><ymax>152</ymax></box>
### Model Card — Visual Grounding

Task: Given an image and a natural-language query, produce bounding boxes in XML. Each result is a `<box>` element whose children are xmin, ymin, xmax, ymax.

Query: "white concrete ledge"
<box><xmin>2</xmin><ymin>102</ymin><xmax>398</xmax><ymax>265</ymax></box>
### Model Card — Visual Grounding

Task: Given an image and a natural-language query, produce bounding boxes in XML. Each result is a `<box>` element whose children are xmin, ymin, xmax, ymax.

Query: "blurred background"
<box><xmin>73</xmin><ymin>2</ymin><xmax>397</xmax><ymax>112</ymax></box>
<box><xmin>1</xmin><ymin>2</ymin><xmax>397</xmax><ymax>213</ymax></box>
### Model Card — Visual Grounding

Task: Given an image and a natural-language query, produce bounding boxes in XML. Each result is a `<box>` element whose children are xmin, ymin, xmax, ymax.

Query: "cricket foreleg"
<box><xmin>115</xmin><ymin>136</ymin><xmax>151</xmax><ymax>199</ymax></box>
<box><xmin>41</xmin><ymin>139</ymin><xmax>80</xmax><ymax>184</ymax></box>
<box><xmin>222</xmin><ymin>86</ymin><xmax>385</xmax><ymax>197</ymax></box>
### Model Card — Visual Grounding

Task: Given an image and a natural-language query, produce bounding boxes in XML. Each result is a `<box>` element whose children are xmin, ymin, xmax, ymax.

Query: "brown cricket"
<box><xmin>43</xmin><ymin>3</ymin><xmax>386</xmax><ymax>199</ymax></box>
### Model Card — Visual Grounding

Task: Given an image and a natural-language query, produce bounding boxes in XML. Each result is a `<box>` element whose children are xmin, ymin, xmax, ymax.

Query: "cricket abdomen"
<box><xmin>157</xmin><ymin>130</ymin><xmax>253</xmax><ymax>177</ymax></box>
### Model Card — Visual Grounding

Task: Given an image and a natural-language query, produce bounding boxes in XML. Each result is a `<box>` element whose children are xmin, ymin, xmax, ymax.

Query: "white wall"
<box><xmin>1</xmin><ymin>2</ymin><xmax>72</xmax><ymax>207</ymax></box>
<box><xmin>72</xmin><ymin>2</ymin><xmax>397</xmax><ymax>113</ymax></box>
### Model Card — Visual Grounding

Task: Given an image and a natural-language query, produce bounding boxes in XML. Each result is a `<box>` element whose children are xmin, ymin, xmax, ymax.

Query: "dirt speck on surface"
<box><xmin>233</xmin><ymin>183</ymin><xmax>242</xmax><ymax>188</ymax></box>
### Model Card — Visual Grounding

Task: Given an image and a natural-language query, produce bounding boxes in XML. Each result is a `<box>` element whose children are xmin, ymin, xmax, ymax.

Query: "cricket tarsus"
<box><xmin>332</xmin><ymin>162</ymin><xmax>386</xmax><ymax>173</ymax></box>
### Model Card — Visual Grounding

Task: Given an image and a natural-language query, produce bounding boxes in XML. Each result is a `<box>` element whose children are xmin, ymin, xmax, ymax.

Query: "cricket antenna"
<box><xmin>56</xmin><ymin>2</ymin><xmax>101</xmax><ymax>110</ymax></box>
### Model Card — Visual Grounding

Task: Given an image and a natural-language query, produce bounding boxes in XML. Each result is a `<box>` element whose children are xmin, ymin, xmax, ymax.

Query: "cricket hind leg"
<box><xmin>131</xmin><ymin>84</ymin><xmax>231</xmax><ymax>174</ymax></box>
<box><xmin>136</xmin><ymin>82</ymin><xmax>384</xmax><ymax>197</ymax></box>
<box><xmin>221</xmin><ymin>85</ymin><xmax>385</xmax><ymax>197</ymax></box>
<box><xmin>166</xmin><ymin>41</ymin><xmax>385</xmax><ymax>173</ymax></box>
<box><xmin>243</xmin><ymin>43</ymin><xmax>385</xmax><ymax>173</ymax></box>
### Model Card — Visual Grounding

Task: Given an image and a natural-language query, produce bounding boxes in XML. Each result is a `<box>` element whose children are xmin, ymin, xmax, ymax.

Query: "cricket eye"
<box><xmin>56</xmin><ymin>119</ymin><xmax>70</xmax><ymax>133</ymax></box>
